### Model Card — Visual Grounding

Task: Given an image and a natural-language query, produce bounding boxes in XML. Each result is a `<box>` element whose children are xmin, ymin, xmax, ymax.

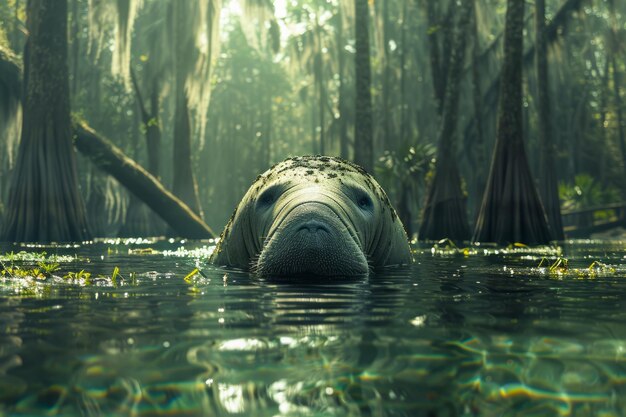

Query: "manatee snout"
<box><xmin>256</xmin><ymin>202</ymin><xmax>369</xmax><ymax>277</ymax></box>
<box><xmin>297</xmin><ymin>219</ymin><xmax>330</xmax><ymax>234</ymax></box>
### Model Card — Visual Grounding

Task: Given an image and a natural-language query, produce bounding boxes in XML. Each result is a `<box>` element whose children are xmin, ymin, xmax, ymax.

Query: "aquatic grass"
<box><xmin>63</xmin><ymin>270</ymin><xmax>92</xmax><ymax>285</ymax></box>
<box><xmin>182</xmin><ymin>268</ymin><xmax>212</xmax><ymax>295</ymax></box>
<box><xmin>111</xmin><ymin>266</ymin><xmax>120</xmax><ymax>287</ymax></box>
<box><xmin>184</xmin><ymin>268</ymin><xmax>200</xmax><ymax>283</ymax></box>
<box><xmin>425</xmin><ymin>238</ymin><xmax>562</xmax><ymax>258</ymax></box>
<box><xmin>107</xmin><ymin>267</ymin><xmax>138</xmax><ymax>287</ymax></box>
<box><xmin>38</xmin><ymin>261</ymin><xmax>61</xmax><ymax>276</ymax></box>
<box><xmin>533</xmin><ymin>257</ymin><xmax>620</xmax><ymax>279</ymax></box>
<box><xmin>1</xmin><ymin>265</ymin><xmax>45</xmax><ymax>280</ymax></box>
<box><xmin>0</xmin><ymin>255</ymin><xmax>139</xmax><ymax>289</ymax></box>
<box><xmin>538</xmin><ymin>256</ymin><xmax>569</xmax><ymax>274</ymax></box>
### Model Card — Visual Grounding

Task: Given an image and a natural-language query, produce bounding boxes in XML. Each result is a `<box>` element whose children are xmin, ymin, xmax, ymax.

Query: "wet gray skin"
<box><xmin>210</xmin><ymin>156</ymin><xmax>412</xmax><ymax>277</ymax></box>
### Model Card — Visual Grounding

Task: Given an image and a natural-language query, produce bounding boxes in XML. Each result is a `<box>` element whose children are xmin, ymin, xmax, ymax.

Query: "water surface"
<box><xmin>1</xmin><ymin>239</ymin><xmax>626</xmax><ymax>416</ymax></box>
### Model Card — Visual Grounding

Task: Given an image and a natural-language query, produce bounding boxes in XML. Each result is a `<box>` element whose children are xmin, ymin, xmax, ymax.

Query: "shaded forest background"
<box><xmin>0</xmin><ymin>0</ymin><xmax>625</xmax><ymax>242</ymax></box>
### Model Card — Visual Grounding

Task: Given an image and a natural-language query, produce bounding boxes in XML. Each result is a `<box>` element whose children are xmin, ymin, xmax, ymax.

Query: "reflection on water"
<box><xmin>0</xmin><ymin>240</ymin><xmax>626</xmax><ymax>416</ymax></box>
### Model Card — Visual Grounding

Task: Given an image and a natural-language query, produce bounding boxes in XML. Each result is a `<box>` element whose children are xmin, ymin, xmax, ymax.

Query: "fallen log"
<box><xmin>73</xmin><ymin>121</ymin><xmax>215</xmax><ymax>239</ymax></box>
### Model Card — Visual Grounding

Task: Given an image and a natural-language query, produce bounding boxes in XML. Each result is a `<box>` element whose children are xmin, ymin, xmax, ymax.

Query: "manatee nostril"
<box><xmin>297</xmin><ymin>220</ymin><xmax>331</xmax><ymax>233</ymax></box>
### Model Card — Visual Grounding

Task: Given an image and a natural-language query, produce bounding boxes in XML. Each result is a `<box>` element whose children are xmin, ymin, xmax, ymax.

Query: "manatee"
<box><xmin>210</xmin><ymin>156</ymin><xmax>412</xmax><ymax>277</ymax></box>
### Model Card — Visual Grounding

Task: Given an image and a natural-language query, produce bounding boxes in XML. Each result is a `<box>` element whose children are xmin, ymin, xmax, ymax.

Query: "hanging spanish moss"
<box><xmin>238</xmin><ymin>0</ymin><xmax>277</xmax><ymax>54</ymax></box>
<box><xmin>0</xmin><ymin>42</ymin><xmax>21</xmax><ymax>170</ymax></box>
<box><xmin>87</xmin><ymin>0</ymin><xmax>143</xmax><ymax>87</ymax></box>
<box><xmin>169</xmin><ymin>0</ymin><xmax>222</xmax><ymax>146</ymax></box>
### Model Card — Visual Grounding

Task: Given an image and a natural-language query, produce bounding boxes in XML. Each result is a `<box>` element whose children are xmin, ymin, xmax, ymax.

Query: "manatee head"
<box><xmin>210</xmin><ymin>156</ymin><xmax>412</xmax><ymax>278</ymax></box>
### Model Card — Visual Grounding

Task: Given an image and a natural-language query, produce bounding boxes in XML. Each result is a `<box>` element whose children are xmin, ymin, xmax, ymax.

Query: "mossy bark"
<box><xmin>2</xmin><ymin>0</ymin><xmax>91</xmax><ymax>242</ymax></box>
<box><xmin>473</xmin><ymin>0</ymin><xmax>552</xmax><ymax>245</ymax></box>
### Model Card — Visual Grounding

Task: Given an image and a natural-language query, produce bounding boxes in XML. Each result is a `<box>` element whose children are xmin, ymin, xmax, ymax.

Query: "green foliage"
<box><xmin>0</xmin><ymin>251</ymin><xmax>137</xmax><ymax>288</ymax></box>
<box><xmin>63</xmin><ymin>269</ymin><xmax>92</xmax><ymax>285</ymax></box>
<box><xmin>111</xmin><ymin>266</ymin><xmax>120</xmax><ymax>287</ymax></box>
<box><xmin>376</xmin><ymin>142</ymin><xmax>436</xmax><ymax>200</ymax></box>
<box><xmin>375</xmin><ymin>142</ymin><xmax>436</xmax><ymax>232</ymax></box>
<box><xmin>0</xmin><ymin>259</ymin><xmax>60</xmax><ymax>280</ymax></box>
<box><xmin>38</xmin><ymin>261</ymin><xmax>60</xmax><ymax>275</ymax></box>
<box><xmin>537</xmin><ymin>257</ymin><xmax>618</xmax><ymax>279</ymax></box>
<box><xmin>559</xmin><ymin>174</ymin><xmax>620</xmax><ymax>211</ymax></box>
<box><xmin>538</xmin><ymin>256</ymin><xmax>568</xmax><ymax>274</ymax></box>
<box><xmin>0</xmin><ymin>24</ymin><xmax>8</xmax><ymax>49</ymax></box>
<box><xmin>377</xmin><ymin>143</ymin><xmax>436</xmax><ymax>184</ymax></box>
<box><xmin>184</xmin><ymin>268</ymin><xmax>200</xmax><ymax>283</ymax></box>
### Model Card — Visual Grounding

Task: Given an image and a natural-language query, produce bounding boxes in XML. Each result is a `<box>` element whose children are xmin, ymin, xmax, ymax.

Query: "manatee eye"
<box><xmin>257</xmin><ymin>186</ymin><xmax>280</xmax><ymax>209</ymax></box>
<box><xmin>357</xmin><ymin>194</ymin><xmax>373</xmax><ymax>211</ymax></box>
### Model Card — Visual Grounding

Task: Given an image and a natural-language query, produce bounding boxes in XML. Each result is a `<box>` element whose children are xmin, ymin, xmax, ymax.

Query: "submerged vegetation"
<box><xmin>0</xmin><ymin>241</ymin><xmax>217</xmax><ymax>292</ymax></box>
<box><xmin>1</xmin><ymin>238</ymin><xmax>621</xmax><ymax>287</ymax></box>
<box><xmin>0</xmin><ymin>250</ymin><xmax>133</xmax><ymax>288</ymax></box>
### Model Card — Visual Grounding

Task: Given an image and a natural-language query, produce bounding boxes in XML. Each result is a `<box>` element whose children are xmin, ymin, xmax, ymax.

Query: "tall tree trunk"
<box><xmin>425</xmin><ymin>1</ymin><xmax>444</xmax><ymax>116</ymax></box>
<box><xmin>13</xmin><ymin>0</ymin><xmax>20</xmax><ymax>51</ymax></box>
<box><xmin>612</xmin><ymin>57</ymin><xmax>626</xmax><ymax>181</ymax></box>
<box><xmin>536</xmin><ymin>0</ymin><xmax>564</xmax><ymax>240</ymax></box>
<box><xmin>0</xmin><ymin>43</ymin><xmax>21</xmax><ymax>213</ymax></box>
<box><xmin>337</xmin><ymin>11</ymin><xmax>349</xmax><ymax>160</ymax></box>
<box><xmin>469</xmin><ymin>0</ymin><xmax>486</xmax><ymax>220</ymax></box>
<box><xmin>119</xmin><ymin>84</ymin><xmax>159</xmax><ymax>237</ymax></box>
<box><xmin>172</xmin><ymin>90</ymin><xmax>203</xmax><ymax>218</ymax></box>
<box><xmin>599</xmin><ymin>58</ymin><xmax>611</xmax><ymax>184</ymax></box>
<box><xmin>425</xmin><ymin>2</ymin><xmax>453</xmax><ymax>117</ymax></box>
<box><xmin>473</xmin><ymin>0</ymin><xmax>552</xmax><ymax>245</ymax></box>
<box><xmin>130</xmin><ymin>69</ymin><xmax>161</xmax><ymax>178</ymax></box>
<box><xmin>315</xmin><ymin>19</ymin><xmax>325</xmax><ymax>155</ymax></box>
<box><xmin>171</xmin><ymin>2</ymin><xmax>202</xmax><ymax>218</ymax></box>
<box><xmin>399</xmin><ymin>0</ymin><xmax>408</xmax><ymax>144</ymax></box>
<box><xmin>463</xmin><ymin>0</ymin><xmax>587</xmax><ymax>144</ymax></box>
<box><xmin>382</xmin><ymin>0</ymin><xmax>391</xmax><ymax>151</ymax></box>
<box><xmin>418</xmin><ymin>0</ymin><xmax>472</xmax><ymax>242</ymax></box>
<box><xmin>2</xmin><ymin>0</ymin><xmax>91</xmax><ymax>242</ymax></box>
<box><xmin>147</xmin><ymin>81</ymin><xmax>161</xmax><ymax>177</ymax></box>
<box><xmin>354</xmin><ymin>0</ymin><xmax>374</xmax><ymax>172</ymax></box>
<box><xmin>264</xmin><ymin>95</ymin><xmax>272</xmax><ymax>167</ymax></box>
<box><xmin>310</xmin><ymin>101</ymin><xmax>317</xmax><ymax>154</ymax></box>
<box><xmin>70</xmin><ymin>0</ymin><xmax>79</xmax><ymax>98</ymax></box>
<box><xmin>609</xmin><ymin>0</ymin><xmax>626</xmax><ymax>184</ymax></box>
<box><xmin>397</xmin><ymin>0</ymin><xmax>412</xmax><ymax>237</ymax></box>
